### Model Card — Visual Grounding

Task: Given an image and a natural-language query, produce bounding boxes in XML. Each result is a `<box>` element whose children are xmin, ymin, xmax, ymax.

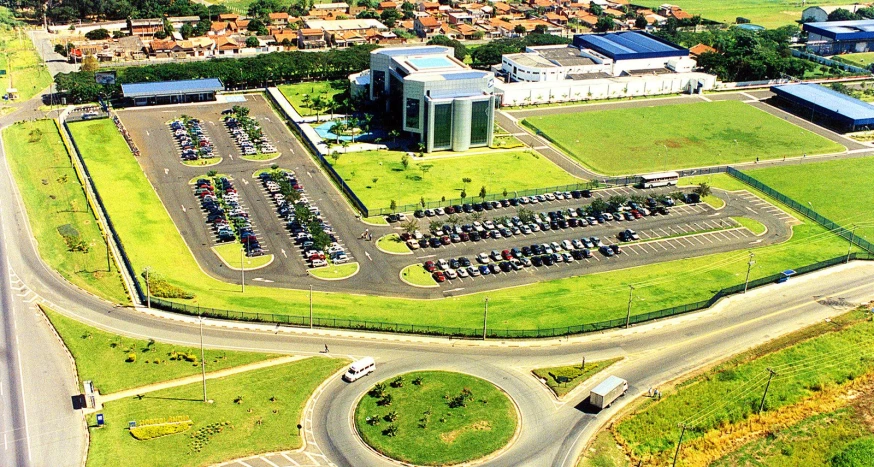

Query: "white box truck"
<box><xmin>590</xmin><ymin>376</ymin><xmax>628</xmax><ymax>410</ymax></box>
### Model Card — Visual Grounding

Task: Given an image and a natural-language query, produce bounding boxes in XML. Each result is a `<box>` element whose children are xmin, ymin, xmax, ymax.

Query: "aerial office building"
<box><xmin>366</xmin><ymin>46</ymin><xmax>495</xmax><ymax>153</ymax></box>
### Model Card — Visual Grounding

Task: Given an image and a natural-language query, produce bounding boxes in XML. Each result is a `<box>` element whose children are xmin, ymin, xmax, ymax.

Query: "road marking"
<box><xmin>181</xmin><ymin>205</ymin><xmax>186</xmax><ymax>212</ymax></box>
<box><xmin>281</xmin><ymin>249</ymin><xmax>287</xmax><ymax>258</ymax></box>
<box><xmin>164</xmin><ymin>168</ymin><xmax>169</xmax><ymax>175</ymax></box>
<box><xmin>365</xmin><ymin>251</ymin><xmax>372</xmax><ymax>261</ymax></box>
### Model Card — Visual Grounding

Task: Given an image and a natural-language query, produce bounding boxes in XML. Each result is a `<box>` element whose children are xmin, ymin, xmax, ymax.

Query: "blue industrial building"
<box><xmin>803</xmin><ymin>20</ymin><xmax>874</xmax><ymax>55</ymax></box>
<box><xmin>121</xmin><ymin>78</ymin><xmax>224</xmax><ymax>106</ymax></box>
<box><xmin>572</xmin><ymin>31</ymin><xmax>689</xmax><ymax>61</ymax></box>
<box><xmin>771</xmin><ymin>83</ymin><xmax>874</xmax><ymax>132</ymax></box>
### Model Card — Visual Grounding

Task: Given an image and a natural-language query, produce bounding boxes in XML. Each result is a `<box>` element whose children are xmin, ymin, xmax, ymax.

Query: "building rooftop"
<box><xmin>771</xmin><ymin>83</ymin><xmax>874</xmax><ymax>123</ymax></box>
<box><xmin>573</xmin><ymin>31</ymin><xmax>687</xmax><ymax>60</ymax></box>
<box><xmin>304</xmin><ymin>18</ymin><xmax>388</xmax><ymax>31</ymax></box>
<box><xmin>374</xmin><ymin>46</ymin><xmax>451</xmax><ymax>57</ymax></box>
<box><xmin>803</xmin><ymin>19</ymin><xmax>874</xmax><ymax>41</ymax></box>
<box><xmin>122</xmin><ymin>78</ymin><xmax>224</xmax><ymax>98</ymax></box>
<box><xmin>504</xmin><ymin>53</ymin><xmax>558</xmax><ymax>68</ymax></box>
<box><xmin>537</xmin><ymin>47</ymin><xmax>596</xmax><ymax>67</ymax></box>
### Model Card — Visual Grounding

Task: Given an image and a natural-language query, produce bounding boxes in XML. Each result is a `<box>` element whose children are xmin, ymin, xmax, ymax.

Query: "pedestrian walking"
<box><xmin>324</xmin><ymin>344</ymin><xmax>329</xmax><ymax>353</ymax></box>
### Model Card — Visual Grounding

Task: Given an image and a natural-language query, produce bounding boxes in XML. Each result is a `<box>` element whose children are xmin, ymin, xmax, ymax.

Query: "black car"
<box><xmin>488</xmin><ymin>263</ymin><xmax>501</xmax><ymax>274</ymax></box>
<box><xmin>532</xmin><ymin>256</ymin><xmax>544</xmax><ymax>267</ymax></box>
<box><xmin>470</xmin><ymin>232</ymin><xmax>481</xmax><ymax>242</ymax></box>
<box><xmin>414</xmin><ymin>210</ymin><xmax>425</xmax><ymax>218</ymax></box>
<box><xmin>462</xmin><ymin>204</ymin><xmax>473</xmax><ymax>213</ymax></box>
<box><xmin>539</xmin><ymin>222</ymin><xmax>551</xmax><ymax>231</ymax></box>
<box><xmin>453</xmin><ymin>205</ymin><xmax>463</xmax><ymax>213</ymax></box>
<box><xmin>571</xmin><ymin>190</ymin><xmax>582</xmax><ymax>199</ymax></box>
<box><xmin>610</xmin><ymin>244</ymin><xmax>622</xmax><ymax>254</ymax></box>
<box><xmin>449</xmin><ymin>259</ymin><xmax>460</xmax><ymax>269</ymax></box>
<box><xmin>582</xmin><ymin>190</ymin><xmax>592</xmax><ymax>198</ymax></box>
<box><xmin>511</xmin><ymin>247</ymin><xmax>523</xmax><ymax>258</ymax></box>
<box><xmin>599</xmin><ymin>245</ymin><xmax>614</xmax><ymax>257</ymax></box>
<box><xmin>387</xmin><ymin>214</ymin><xmax>400</xmax><ymax>223</ymax></box>
<box><xmin>568</xmin><ymin>218</ymin><xmax>579</xmax><ymax>227</ymax></box>
<box><xmin>429</xmin><ymin>237</ymin><xmax>442</xmax><ymax>248</ymax></box>
<box><xmin>509</xmin><ymin>198</ymin><xmax>519</xmax><ymax>206</ymax></box>
<box><xmin>459</xmin><ymin>257</ymin><xmax>471</xmax><ymax>267</ymax></box>
<box><xmin>531</xmin><ymin>244</ymin><xmax>543</xmax><ymax>255</ymax></box>
<box><xmin>499</xmin><ymin>261</ymin><xmax>512</xmax><ymax>272</ymax></box>
<box><xmin>571</xmin><ymin>249</ymin><xmax>584</xmax><ymax>260</ymax></box>
<box><xmin>521</xmin><ymin>246</ymin><xmax>532</xmax><ymax>256</ymax></box>
<box><xmin>483</xmin><ymin>202</ymin><xmax>494</xmax><ymax>211</ymax></box>
<box><xmin>542</xmin><ymin>255</ymin><xmax>555</xmax><ymax>266</ymax></box>
<box><xmin>500</xmin><ymin>199</ymin><xmax>510</xmax><ymax>207</ymax></box>
<box><xmin>473</xmin><ymin>203</ymin><xmax>484</xmax><ymax>212</ymax></box>
<box><xmin>490</xmin><ymin>201</ymin><xmax>501</xmax><ymax>209</ymax></box>
<box><xmin>558</xmin><ymin>219</ymin><xmax>569</xmax><ymax>229</ymax></box>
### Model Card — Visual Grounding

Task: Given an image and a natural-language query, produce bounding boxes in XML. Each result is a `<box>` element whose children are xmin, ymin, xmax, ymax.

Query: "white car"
<box><xmin>437</xmin><ymin>259</ymin><xmax>450</xmax><ymax>270</ymax></box>
<box><xmin>544</xmin><ymin>193</ymin><xmax>556</xmax><ymax>201</ymax></box>
<box><xmin>444</xmin><ymin>269</ymin><xmax>458</xmax><ymax>280</ymax></box>
<box><xmin>477</xmin><ymin>252</ymin><xmax>490</xmax><ymax>264</ymax></box>
<box><xmin>457</xmin><ymin>267</ymin><xmax>469</xmax><ymax>278</ymax></box>
<box><xmin>562</xmin><ymin>240</ymin><xmax>574</xmax><ymax>251</ymax></box>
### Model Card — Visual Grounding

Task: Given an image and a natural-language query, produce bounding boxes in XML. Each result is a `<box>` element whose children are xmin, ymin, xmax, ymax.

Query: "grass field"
<box><xmin>523</xmin><ymin>101</ymin><xmax>844</xmax><ymax>175</ymax></box>
<box><xmin>86</xmin><ymin>357</ymin><xmax>347</xmax><ymax>467</ymax></box>
<box><xmin>376</xmin><ymin>234</ymin><xmax>412</xmax><ymax>254</ymax></box>
<box><xmin>278</xmin><ymin>81</ymin><xmax>348</xmax><ymax>117</ymax></box>
<box><xmin>533</xmin><ymin>357</ymin><xmax>622</xmax><ymax>398</ymax></box>
<box><xmin>65</xmin><ymin>121</ymin><xmax>856</xmax><ymax>334</ymax></box>
<box><xmin>732</xmin><ymin>216</ymin><xmax>767</xmax><ymax>235</ymax></box>
<box><xmin>0</xmin><ymin>27</ymin><xmax>52</xmax><ymax>105</ymax></box>
<box><xmin>642</xmin><ymin>0</ymin><xmax>853</xmax><ymax>28</ymax></box>
<box><xmin>330</xmin><ymin>149</ymin><xmax>583</xmax><ymax>209</ymax></box>
<box><xmin>577</xmin><ymin>430</ymin><xmax>629</xmax><ymax>467</ymax></box>
<box><xmin>400</xmin><ymin>265</ymin><xmax>436</xmax><ymax>287</ymax></box>
<box><xmin>615</xmin><ymin>309</ymin><xmax>874</xmax><ymax>463</ymax></box>
<box><xmin>833</xmin><ymin>52</ymin><xmax>874</xmax><ymax>68</ymax></box>
<box><xmin>41</xmin><ymin>305</ymin><xmax>276</xmax><ymax>394</ymax></box>
<box><xmin>747</xmin><ymin>157</ymin><xmax>874</xmax><ymax>244</ymax></box>
<box><xmin>2</xmin><ymin>120</ymin><xmax>128</xmax><ymax>303</ymax></box>
<box><xmin>355</xmin><ymin>371</ymin><xmax>517</xmax><ymax>465</ymax></box>
<box><xmin>212</xmin><ymin>243</ymin><xmax>274</xmax><ymax>270</ymax></box>
<box><xmin>310</xmin><ymin>262</ymin><xmax>358</xmax><ymax>279</ymax></box>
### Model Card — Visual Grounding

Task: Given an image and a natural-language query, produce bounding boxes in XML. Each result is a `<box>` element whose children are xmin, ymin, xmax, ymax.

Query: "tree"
<box><xmin>828</xmin><ymin>8</ymin><xmax>860</xmax><ymax>22</ymax></box>
<box><xmin>589</xmin><ymin>2</ymin><xmax>603</xmax><ymax>16</ymax></box>
<box><xmin>180</xmin><ymin>23</ymin><xmax>194</xmax><ymax>39</ymax></box>
<box><xmin>533</xmin><ymin>24</ymin><xmax>549</xmax><ymax>34</ymax></box>
<box><xmin>81</xmin><ymin>55</ymin><xmax>99</xmax><ymax>72</ymax></box>
<box><xmin>462</xmin><ymin>177</ymin><xmax>472</xmax><ymax>189</ymax></box>
<box><xmin>400</xmin><ymin>1</ymin><xmax>416</xmax><ymax>19</ymax></box>
<box><xmin>390</xmin><ymin>199</ymin><xmax>397</xmax><ymax>212</ymax></box>
<box><xmin>514</xmin><ymin>24</ymin><xmax>527</xmax><ymax>35</ymax></box>
<box><xmin>590</xmin><ymin>198</ymin><xmax>608</xmax><ymax>214</ymax></box>
<box><xmin>389</xmin><ymin>130</ymin><xmax>400</xmax><ymax>143</ymax></box>
<box><xmin>245</xmin><ymin>36</ymin><xmax>260</xmax><ymax>48</ymax></box>
<box><xmin>419</xmin><ymin>164</ymin><xmax>433</xmax><ymax>179</ymax></box>
<box><xmin>330</xmin><ymin>151</ymin><xmax>341</xmax><ymax>164</ymax></box>
<box><xmin>400</xmin><ymin>218</ymin><xmax>419</xmax><ymax>235</ymax></box>
<box><xmin>153</xmin><ymin>29</ymin><xmax>168</xmax><ymax>39</ymax></box>
<box><xmin>380</xmin><ymin>9</ymin><xmax>401</xmax><ymax>28</ymax></box>
<box><xmin>247</xmin><ymin>18</ymin><xmax>268</xmax><ymax>35</ymax></box>
<box><xmin>85</xmin><ymin>28</ymin><xmax>111</xmax><ymax>40</ymax></box>
<box><xmin>635</xmin><ymin>14</ymin><xmax>648</xmax><ymax>29</ymax></box>
<box><xmin>693</xmin><ymin>182</ymin><xmax>712</xmax><ymax>198</ymax></box>
<box><xmin>428</xmin><ymin>35</ymin><xmax>468</xmax><ymax>61</ymax></box>
<box><xmin>460</xmin><ymin>189</ymin><xmax>467</xmax><ymax>199</ymax></box>
<box><xmin>479</xmin><ymin>185</ymin><xmax>487</xmax><ymax>199</ymax></box>
<box><xmin>595</xmin><ymin>16</ymin><xmax>615</xmax><ymax>32</ymax></box>
<box><xmin>248</xmin><ymin>0</ymin><xmax>282</xmax><ymax>19</ymax></box>
<box><xmin>401</xmin><ymin>153</ymin><xmax>410</xmax><ymax>170</ymax></box>
<box><xmin>517</xmin><ymin>207</ymin><xmax>535</xmax><ymax>224</ymax></box>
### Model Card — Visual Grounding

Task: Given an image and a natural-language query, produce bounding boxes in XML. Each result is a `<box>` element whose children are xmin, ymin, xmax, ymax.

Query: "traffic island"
<box><xmin>376</xmin><ymin>234</ymin><xmax>412</xmax><ymax>255</ymax></box>
<box><xmin>182</xmin><ymin>157</ymin><xmax>222</xmax><ymax>168</ymax></box>
<box><xmin>309</xmin><ymin>262</ymin><xmax>359</xmax><ymax>280</ymax></box>
<box><xmin>399</xmin><ymin>265</ymin><xmax>437</xmax><ymax>288</ymax></box>
<box><xmin>355</xmin><ymin>371</ymin><xmax>518</xmax><ymax>466</ymax></box>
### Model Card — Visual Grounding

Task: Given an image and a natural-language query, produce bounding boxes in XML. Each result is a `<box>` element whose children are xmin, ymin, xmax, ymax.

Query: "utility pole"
<box><xmin>240</xmin><ymin>247</ymin><xmax>245</xmax><ymax>293</ymax></box>
<box><xmin>145</xmin><ymin>267</ymin><xmax>151</xmax><ymax>309</ymax></box>
<box><xmin>200</xmin><ymin>316</ymin><xmax>207</xmax><ymax>402</ymax></box>
<box><xmin>846</xmin><ymin>224</ymin><xmax>857</xmax><ymax>264</ymax></box>
<box><xmin>743</xmin><ymin>252</ymin><xmax>755</xmax><ymax>293</ymax></box>
<box><xmin>758</xmin><ymin>368</ymin><xmax>777</xmax><ymax>413</ymax></box>
<box><xmin>625</xmin><ymin>285</ymin><xmax>634</xmax><ymax>328</ymax></box>
<box><xmin>309</xmin><ymin>284</ymin><xmax>313</xmax><ymax>329</ymax></box>
<box><xmin>672</xmin><ymin>423</ymin><xmax>688</xmax><ymax>467</ymax></box>
<box><xmin>482</xmin><ymin>297</ymin><xmax>489</xmax><ymax>340</ymax></box>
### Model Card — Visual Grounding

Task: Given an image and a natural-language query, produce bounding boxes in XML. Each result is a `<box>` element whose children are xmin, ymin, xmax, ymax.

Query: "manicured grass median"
<box><xmin>2</xmin><ymin>120</ymin><xmax>128</xmax><ymax>304</ymax></box>
<box><xmin>355</xmin><ymin>371</ymin><xmax>518</xmax><ymax>466</ymax></box>
<box><xmin>278</xmin><ymin>81</ymin><xmax>347</xmax><ymax>117</ymax></box>
<box><xmin>87</xmin><ymin>357</ymin><xmax>347</xmax><ymax>467</ymax></box>
<box><xmin>400</xmin><ymin>265</ymin><xmax>436</xmax><ymax>287</ymax></box>
<box><xmin>748</xmin><ymin>157</ymin><xmax>874</xmax><ymax>243</ymax></box>
<box><xmin>732</xmin><ymin>216</ymin><xmax>766</xmax><ymax>235</ymax></box>
<box><xmin>533</xmin><ymin>357</ymin><xmax>622</xmax><ymax>398</ymax></box>
<box><xmin>330</xmin><ymin>149</ymin><xmax>583</xmax><ymax>209</ymax></box>
<box><xmin>41</xmin><ymin>305</ymin><xmax>276</xmax><ymax>394</ymax></box>
<box><xmin>376</xmin><ymin>234</ymin><xmax>411</xmax><ymax>254</ymax></box>
<box><xmin>523</xmin><ymin>101</ymin><xmax>844</xmax><ymax>175</ymax></box>
<box><xmin>309</xmin><ymin>262</ymin><xmax>358</xmax><ymax>279</ymax></box>
<box><xmin>212</xmin><ymin>243</ymin><xmax>273</xmax><ymax>270</ymax></box>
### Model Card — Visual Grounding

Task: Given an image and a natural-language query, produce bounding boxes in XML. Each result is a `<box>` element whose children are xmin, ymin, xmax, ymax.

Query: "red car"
<box><xmin>501</xmin><ymin>249</ymin><xmax>512</xmax><ymax>260</ymax></box>
<box><xmin>423</xmin><ymin>261</ymin><xmax>436</xmax><ymax>272</ymax></box>
<box><xmin>440</xmin><ymin>236</ymin><xmax>451</xmax><ymax>245</ymax></box>
<box><xmin>432</xmin><ymin>271</ymin><xmax>446</xmax><ymax>282</ymax></box>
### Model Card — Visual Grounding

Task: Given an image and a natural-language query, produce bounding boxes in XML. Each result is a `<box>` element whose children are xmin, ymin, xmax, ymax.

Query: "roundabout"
<box><xmin>354</xmin><ymin>371</ymin><xmax>518</xmax><ymax>466</ymax></box>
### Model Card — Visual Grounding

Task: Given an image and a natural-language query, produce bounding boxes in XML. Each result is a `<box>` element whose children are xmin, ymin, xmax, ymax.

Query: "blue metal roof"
<box><xmin>771</xmin><ymin>83</ymin><xmax>874</xmax><ymax>126</ymax></box>
<box><xmin>803</xmin><ymin>20</ymin><xmax>874</xmax><ymax>41</ymax></box>
<box><xmin>122</xmin><ymin>78</ymin><xmax>224</xmax><ymax>98</ymax></box>
<box><xmin>375</xmin><ymin>46</ymin><xmax>451</xmax><ymax>57</ymax></box>
<box><xmin>573</xmin><ymin>31</ymin><xmax>687</xmax><ymax>60</ymax></box>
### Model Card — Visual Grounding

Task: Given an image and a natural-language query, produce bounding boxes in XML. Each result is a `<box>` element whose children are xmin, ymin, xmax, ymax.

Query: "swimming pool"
<box><xmin>406</xmin><ymin>56</ymin><xmax>455</xmax><ymax>70</ymax></box>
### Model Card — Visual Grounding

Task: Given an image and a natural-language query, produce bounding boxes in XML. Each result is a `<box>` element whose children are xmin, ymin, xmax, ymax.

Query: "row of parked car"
<box><xmin>403</xmin><ymin>198</ymin><xmax>674</xmax><ymax>251</ymax></box>
<box><xmin>171</xmin><ymin>119</ymin><xmax>213</xmax><ymax>162</ymax></box>
<box><xmin>407</xmin><ymin>190</ymin><xmax>595</xmax><ymax>219</ymax></box>
<box><xmin>225</xmin><ymin>115</ymin><xmax>276</xmax><ymax>156</ymax></box>
<box><xmin>424</xmin><ymin>235</ymin><xmax>626</xmax><ymax>282</ymax></box>
<box><xmin>195</xmin><ymin>177</ymin><xmax>264</xmax><ymax>256</ymax></box>
<box><xmin>258</xmin><ymin>170</ymin><xmax>349</xmax><ymax>268</ymax></box>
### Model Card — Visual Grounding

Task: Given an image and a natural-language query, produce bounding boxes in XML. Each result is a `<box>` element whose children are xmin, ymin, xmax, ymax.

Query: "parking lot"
<box><xmin>117</xmin><ymin>94</ymin><xmax>794</xmax><ymax>299</ymax></box>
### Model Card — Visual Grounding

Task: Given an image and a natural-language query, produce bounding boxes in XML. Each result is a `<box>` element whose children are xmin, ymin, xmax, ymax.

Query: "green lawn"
<box><xmin>278</xmin><ymin>81</ymin><xmax>348</xmax><ymax>117</ymax></box>
<box><xmin>400</xmin><ymin>265</ymin><xmax>436</xmax><ymax>287</ymax></box>
<box><xmin>212</xmin><ymin>243</ymin><xmax>274</xmax><ymax>270</ymax></box>
<box><xmin>533</xmin><ymin>357</ymin><xmax>622</xmax><ymax>398</ymax></box>
<box><xmin>64</xmin><ymin>121</ymin><xmax>855</xmax><ymax>335</ymax></box>
<box><xmin>747</xmin><ymin>157</ymin><xmax>874</xmax><ymax>244</ymax></box>
<box><xmin>2</xmin><ymin>120</ymin><xmax>128</xmax><ymax>304</ymax></box>
<box><xmin>732</xmin><ymin>216</ymin><xmax>767</xmax><ymax>235</ymax></box>
<box><xmin>86</xmin><ymin>357</ymin><xmax>347</xmax><ymax>467</ymax></box>
<box><xmin>355</xmin><ymin>371</ymin><xmax>518</xmax><ymax>465</ymax></box>
<box><xmin>309</xmin><ymin>262</ymin><xmax>358</xmax><ymax>279</ymax></box>
<box><xmin>523</xmin><ymin>101</ymin><xmax>844</xmax><ymax>175</ymax></box>
<box><xmin>832</xmin><ymin>52</ymin><xmax>874</xmax><ymax>68</ymax></box>
<box><xmin>241</xmin><ymin>152</ymin><xmax>280</xmax><ymax>162</ymax></box>
<box><xmin>615</xmin><ymin>309</ymin><xmax>874</xmax><ymax>460</ymax></box>
<box><xmin>377</xmin><ymin>234</ymin><xmax>412</xmax><ymax>254</ymax></box>
<box><xmin>577</xmin><ymin>430</ymin><xmax>629</xmax><ymax>467</ymax></box>
<box><xmin>182</xmin><ymin>157</ymin><xmax>222</xmax><ymax>167</ymax></box>
<box><xmin>642</xmin><ymin>0</ymin><xmax>853</xmax><ymax>28</ymax></box>
<box><xmin>330</xmin><ymin>149</ymin><xmax>584</xmax><ymax>209</ymax></box>
<box><xmin>0</xmin><ymin>28</ymin><xmax>52</xmax><ymax>104</ymax></box>
<box><xmin>41</xmin><ymin>305</ymin><xmax>277</xmax><ymax>394</ymax></box>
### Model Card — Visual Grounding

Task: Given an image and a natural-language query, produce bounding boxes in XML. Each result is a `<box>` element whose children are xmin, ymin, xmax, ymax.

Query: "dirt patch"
<box><xmin>655</xmin><ymin>139</ymin><xmax>690</xmax><ymax>149</ymax></box>
<box><xmin>440</xmin><ymin>420</ymin><xmax>492</xmax><ymax>444</ymax></box>
<box><xmin>847</xmin><ymin>378</ymin><xmax>874</xmax><ymax>433</ymax></box>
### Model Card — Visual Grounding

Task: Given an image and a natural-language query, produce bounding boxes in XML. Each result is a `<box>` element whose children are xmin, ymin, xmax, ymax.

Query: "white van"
<box><xmin>343</xmin><ymin>357</ymin><xmax>376</xmax><ymax>382</ymax></box>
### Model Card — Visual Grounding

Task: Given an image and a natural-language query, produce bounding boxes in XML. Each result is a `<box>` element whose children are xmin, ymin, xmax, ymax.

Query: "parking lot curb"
<box><xmin>310</xmin><ymin>262</ymin><xmax>360</xmax><ymax>281</ymax></box>
<box><xmin>211</xmin><ymin>249</ymin><xmax>275</xmax><ymax>271</ymax></box>
<box><xmin>181</xmin><ymin>156</ymin><xmax>222</xmax><ymax>168</ymax></box>
<box><xmin>241</xmin><ymin>152</ymin><xmax>281</xmax><ymax>163</ymax></box>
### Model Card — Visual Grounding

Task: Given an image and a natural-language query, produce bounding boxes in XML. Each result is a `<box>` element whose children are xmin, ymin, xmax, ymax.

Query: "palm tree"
<box><xmin>311</xmin><ymin>95</ymin><xmax>324</xmax><ymax>121</ymax></box>
<box><xmin>389</xmin><ymin>129</ymin><xmax>400</xmax><ymax>144</ymax></box>
<box><xmin>301</xmin><ymin>94</ymin><xmax>311</xmax><ymax>114</ymax></box>
<box><xmin>340</xmin><ymin>140</ymin><xmax>351</xmax><ymax>153</ymax></box>
<box><xmin>330</xmin><ymin>121</ymin><xmax>345</xmax><ymax>144</ymax></box>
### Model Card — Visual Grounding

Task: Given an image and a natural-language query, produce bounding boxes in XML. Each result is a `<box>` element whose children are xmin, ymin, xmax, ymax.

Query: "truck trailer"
<box><xmin>589</xmin><ymin>376</ymin><xmax>628</xmax><ymax>410</ymax></box>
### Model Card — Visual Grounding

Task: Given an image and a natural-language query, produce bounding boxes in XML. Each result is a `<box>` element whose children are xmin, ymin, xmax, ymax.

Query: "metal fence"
<box><xmin>792</xmin><ymin>49</ymin><xmax>872</xmax><ymax>75</ymax></box>
<box><xmin>148</xmin><ymin>252</ymin><xmax>871</xmax><ymax>339</ymax></box>
<box><xmin>727</xmin><ymin>167</ymin><xmax>873</xmax><ymax>253</ymax></box>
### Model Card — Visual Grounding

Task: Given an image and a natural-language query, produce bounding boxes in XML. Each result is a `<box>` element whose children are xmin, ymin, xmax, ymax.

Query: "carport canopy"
<box><xmin>121</xmin><ymin>78</ymin><xmax>224</xmax><ymax>99</ymax></box>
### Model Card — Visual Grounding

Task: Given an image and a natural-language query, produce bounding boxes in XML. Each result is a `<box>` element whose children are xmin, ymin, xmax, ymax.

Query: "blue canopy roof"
<box><xmin>771</xmin><ymin>83</ymin><xmax>874</xmax><ymax>126</ymax></box>
<box><xmin>573</xmin><ymin>31</ymin><xmax>688</xmax><ymax>60</ymax></box>
<box><xmin>122</xmin><ymin>78</ymin><xmax>224</xmax><ymax>98</ymax></box>
<box><xmin>803</xmin><ymin>20</ymin><xmax>874</xmax><ymax>41</ymax></box>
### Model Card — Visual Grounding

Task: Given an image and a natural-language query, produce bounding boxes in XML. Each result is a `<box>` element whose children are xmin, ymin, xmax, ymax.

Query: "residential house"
<box><xmin>215</xmin><ymin>35</ymin><xmax>242</xmax><ymax>53</ymax></box>
<box><xmin>298</xmin><ymin>28</ymin><xmax>328</xmax><ymax>49</ymax></box>
<box><xmin>415</xmin><ymin>16</ymin><xmax>442</xmax><ymax>38</ymax></box>
<box><xmin>312</xmin><ymin>2</ymin><xmax>350</xmax><ymax>15</ymax></box>
<box><xmin>273</xmin><ymin>30</ymin><xmax>297</xmax><ymax>46</ymax></box>
<box><xmin>167</xmin><ymin>16</ymin><xmax>200</xmax><ymax>30</ymax></box>
<box><xmin>218</xmin><ymin>13</ymin><xmax>240</xmax><ymax>22</ymax></box>
<box><xmin>130</xmin><ymin>18</ymin><xmax>163</xmax><ymax>37</ymax></box>
<box><xmin>419</xmin><ymin>2</ymin><xmax>441</xmax><ymax>14</ymax></box>
<box><xmin>657</xmin><ymin>4</ymin><xmax>693</xmax><ymax>20</ymax></box>
<box><xmin>379</xmin><ymin>1</ymin><xmax>399</xmax><ymax>9</ymax></box>
<box><xmin>545</xmin><ymin>12</ymin><xmax>568</xmax><ymax>26</ymax></box>
<box><xmin>689</xmin><ymin>43</ymin><xmax>716</xmax><ymax>57</ymax></box>
<box><xmin>269</xmin><ymin>12</ymin><xmax>290</xmax><ymax>27</ymax></box>
<box><xmin>448</xmin><ymin>11</ymin><xmax>476</xmax><ymax>25</ymax></box>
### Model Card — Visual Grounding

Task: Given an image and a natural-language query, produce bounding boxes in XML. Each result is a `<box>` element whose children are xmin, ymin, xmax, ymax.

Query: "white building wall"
<box><xmin>495</xmin><ymin>72</ymin><xmax>717</xmax><ymax>106</ymax></box>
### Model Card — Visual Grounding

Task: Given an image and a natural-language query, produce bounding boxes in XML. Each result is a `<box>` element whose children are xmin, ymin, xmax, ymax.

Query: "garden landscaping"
<box><xmin>355</xmin><ymin>371</ymin><xmax>518</xmax><ymax>465</ymax></box>
<box><xmin>523</xmin><ymin>101</ymin><xmax>843</xmax><ymax>175</ymax></box>
<box><xmin>400</xmin><ymin>265</ymin><xmax>436</xmax><ymax>287</ymax></box>
<box><xmin>278</xmin><ymin>81</ymin><xmax>348</xmax><ymax>117</ymax></box>
<box><xmin>376</xmin><ymin>234</ymin><xmax>411</xmax><ymax>254</ymax></box>
<box><xmin>533</xmin><ymin>357</ymin><xmax>622</xmax><ymax>398</ymax></box>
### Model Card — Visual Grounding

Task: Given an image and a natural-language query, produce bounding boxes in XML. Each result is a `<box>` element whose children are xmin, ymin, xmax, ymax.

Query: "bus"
<box><xmin>639</xmin><ymin>171</ymin><xmax>679</xmax><ymax>188</ymax></box>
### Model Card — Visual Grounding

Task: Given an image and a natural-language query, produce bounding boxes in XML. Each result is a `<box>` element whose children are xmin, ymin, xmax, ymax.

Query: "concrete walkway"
<box><xmin>93</xmin><ymin>355</ymin><xmax>307</xmax><ymax>408</ymax></box>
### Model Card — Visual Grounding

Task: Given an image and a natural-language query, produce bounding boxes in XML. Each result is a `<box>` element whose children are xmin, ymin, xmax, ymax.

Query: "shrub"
<box><xmin>378</xmin><ymin>394</ymin><xmax>393</xmax><ymax>406</ymax></box>
<box><xmin>413</xmin><ymin>376</ymin><xmax>423</xmax><ymax>386</ymax></box>
<box><xmin>390</xmin><ymin>376</ymin><xmax>404</xmax><ymax>388</ymax></box>
<box><xmin>382</xmin><ymin>424</ymin><xmax>398</xmax><ymax>437</ymax></box>
<box><xmin>369</xmin><ymin>383</ymin><xmax>386</xmax><ymax>398</ymax></box>
<box><xmin>831</xmin><ymin>437</ymin><xmax>874</xmax><ymax>466</ymax></box>
<box><xmin>126</xmin><ymin>353</ymin><xmax>136</xmax><ymax>362</ymax></box>
<box><xmin>130</xmin><ymin>421</ymin><xmax>192</xmax><ymax>440</ymax></box>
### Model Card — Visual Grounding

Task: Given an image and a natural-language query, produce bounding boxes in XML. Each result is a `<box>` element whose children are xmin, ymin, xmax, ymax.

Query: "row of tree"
<box><xmin>12</xmin><ymin>0</ymin><xmax>229</xmax><ymax>24</ymax></box>
<box><xmin>821</xmin><ymin>7</ymin><xmax>874</xmax><ymax>22</ymax></box>
<box><xmin>54</xmin><ymin>44</ymin><xmax>378</xmax><ymax>103</ymax></box>
<box><xmin>469</xmin><ymin>34</ymin><xmax>573</xmax><ymax>69</ymax></box>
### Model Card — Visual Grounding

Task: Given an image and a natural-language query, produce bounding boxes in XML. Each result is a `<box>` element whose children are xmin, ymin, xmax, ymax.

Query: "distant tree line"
<box><xmin>54</xmin><ymin>44</ymin><xmax>378</xmax><ymax>103</ymax></box>
<box><xmin>822</xmin><ymin>7</ymin><xmax>874</xmax><ymax>22</ymax></box>
<box><xmin>13</xmin><ymin>0</ymin><xmax>228</xmax><ymax>24</ymax></box>
<box><xmin>469</xmin><ymin>34</ymin><xmax>572</xmax><ymax>69</ymax></box>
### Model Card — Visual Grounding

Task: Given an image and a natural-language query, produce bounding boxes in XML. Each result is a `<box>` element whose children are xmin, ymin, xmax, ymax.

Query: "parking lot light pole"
<box><xmin>846</xmin><ymin>225</ymin><xmax>857</xmax><ymax>264</ymax></box>
<box><xmin>200</xmin><ymin>316</ymin><xmax>207</xmax><ymax>403</ymax></box>
<box><xmin>744</xmin><ymin>252</ymin><xmax>755</xmax><ymax>293</ymax></box>
<box><xmin>482</xmin><ymin>297</ymin><xmax>489</xmax><ymax>340</ymax></box>
<box><xmin>240</xmin><ymin>247</ymin><xmax>245</xmax><ymax>293</ymax></box>
<box><xmin>625</xmin><ymin>285</ymin><xmax>634</xmax><ymax>329</ymax></box>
